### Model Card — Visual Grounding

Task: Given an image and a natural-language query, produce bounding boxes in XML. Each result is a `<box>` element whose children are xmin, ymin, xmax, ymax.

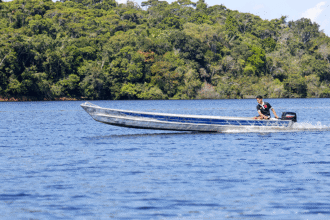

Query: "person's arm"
<box><xmin>258</xmin><ymin>110</ymin><xmax>268</xmax><ymax>119</ymax></box>
<box><xmin>271</xmin><ymin>108</ymin><xmax>279</xmax><ymax>119</ymax></box>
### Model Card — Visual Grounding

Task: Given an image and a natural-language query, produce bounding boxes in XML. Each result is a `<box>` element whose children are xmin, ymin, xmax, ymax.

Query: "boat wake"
<box><xmin>291</xmin><ymin>121</ymin><xmax>330</xmax><ymax>131</ymax></box>
<box><xmin>222</xmin><ymin>121</ymin><xmax>330</xmax><ymax>133</ymax></box>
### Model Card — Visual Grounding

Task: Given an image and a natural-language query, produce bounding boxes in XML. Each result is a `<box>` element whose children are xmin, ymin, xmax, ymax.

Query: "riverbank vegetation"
<box><xmin>1</xmin><ymin>0</ymin><xmax>330</xmax><ymax>101</ymax></box>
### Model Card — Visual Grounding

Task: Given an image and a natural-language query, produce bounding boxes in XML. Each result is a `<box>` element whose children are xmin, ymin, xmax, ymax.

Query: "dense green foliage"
<box><xmin>1</xmin><ymin>0</ymin><xmax>330</xmax><ymax>100</ymax></box>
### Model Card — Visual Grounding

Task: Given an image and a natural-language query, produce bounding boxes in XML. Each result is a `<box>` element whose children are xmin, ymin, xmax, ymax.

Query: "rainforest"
<box><xmin>0</xmin><ymin>0</ymin><xmax>330</xmax><ymax>101</ymax></box>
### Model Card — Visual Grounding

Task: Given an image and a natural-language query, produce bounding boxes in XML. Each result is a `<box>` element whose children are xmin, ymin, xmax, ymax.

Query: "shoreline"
<box><xmin>0</xmin><ymin>96</ymin><xmax>84</xmax><ymax>102</ymax></box>
<box><xmin>0</xmin><ymin>96</ymin><xmax>327</xmax><ymax>102</ymax></box>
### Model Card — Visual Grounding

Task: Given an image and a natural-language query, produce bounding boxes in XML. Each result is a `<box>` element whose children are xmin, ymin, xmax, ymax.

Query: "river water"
<box><xmin>1</xmin><ymin>98</ymin><xmax>330</xmax><ymax>219</ymax></box>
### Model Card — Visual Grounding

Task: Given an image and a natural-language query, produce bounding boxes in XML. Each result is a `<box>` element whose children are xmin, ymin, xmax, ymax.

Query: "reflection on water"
<box><xmin>88</xmin><ymin>131</ymin><xmax>198</xmax><ymax>139</ymax></box>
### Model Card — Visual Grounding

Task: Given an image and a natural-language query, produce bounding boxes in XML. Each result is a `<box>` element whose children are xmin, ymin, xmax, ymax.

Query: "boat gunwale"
<box><xmin>80</xmin><ymin>102</ymin><xmax>292</xmax><ymax>124</ymax></box>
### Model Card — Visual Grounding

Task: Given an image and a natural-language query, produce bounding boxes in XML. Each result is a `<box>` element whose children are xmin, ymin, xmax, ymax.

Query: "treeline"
<box><xmin>0</xmin><ymin>0</ymin><xmax>330</xmax><ymax>101</ymax></box>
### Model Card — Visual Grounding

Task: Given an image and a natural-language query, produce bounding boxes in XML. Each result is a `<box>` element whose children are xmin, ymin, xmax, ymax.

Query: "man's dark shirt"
<box><xmin>257</xmin><ymin>102</ymin><xmax>272</xmax><ymax>117</ymax></box>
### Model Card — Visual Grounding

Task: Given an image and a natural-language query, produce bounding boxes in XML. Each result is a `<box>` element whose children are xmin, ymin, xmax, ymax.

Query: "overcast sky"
<box><xmin>3</xmin><ymin>0</ymin><xmax>330</xmax><ymax>36</ymax></box>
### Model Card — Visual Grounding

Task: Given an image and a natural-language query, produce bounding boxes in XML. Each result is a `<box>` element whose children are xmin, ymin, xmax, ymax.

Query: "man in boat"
<box><xmin>255</xmin><ymin>95</ymin><xmax>279</xmax><ymax>120</ymax></box>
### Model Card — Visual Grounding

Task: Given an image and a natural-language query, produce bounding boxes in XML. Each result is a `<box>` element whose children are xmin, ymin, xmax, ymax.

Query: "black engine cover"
<box><xmin>281</xmin><ymin>112</ymin><xmax>297</xmax><ymax>122</ymax></box>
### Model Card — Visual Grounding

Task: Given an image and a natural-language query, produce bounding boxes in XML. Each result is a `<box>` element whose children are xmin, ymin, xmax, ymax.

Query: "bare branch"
<box><xmin>0</xmin><ymin>51</ymin><xmax>11</xmax><ymax>67</ymax></box>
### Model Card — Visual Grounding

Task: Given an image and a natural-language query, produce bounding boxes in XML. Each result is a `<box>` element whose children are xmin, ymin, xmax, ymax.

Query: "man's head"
<box><xmin>256</xmin><ymin>95</ymin><xmax>263</xmax><ymax>104</ymax></box>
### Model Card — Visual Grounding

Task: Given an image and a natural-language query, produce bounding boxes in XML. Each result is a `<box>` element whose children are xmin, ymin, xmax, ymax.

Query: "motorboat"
<box><xmin>80</xmin><ymin>102</ymin><xmax>297</xmax><ymax>132</ymax></box>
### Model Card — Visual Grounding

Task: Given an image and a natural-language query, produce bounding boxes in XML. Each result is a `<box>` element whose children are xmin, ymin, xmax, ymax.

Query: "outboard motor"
<box><xmin>281</xmin><ymin>112</ymin><xmax>297</xmax><ymax>122</ymax></box>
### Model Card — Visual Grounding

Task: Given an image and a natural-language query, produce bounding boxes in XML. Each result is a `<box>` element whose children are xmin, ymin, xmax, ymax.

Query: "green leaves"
<box><xmin>29</xmin><ymin>15</ymin><xmax>52</xmax><ymax>34</ymax></box>
<box><xmin>246</xmin><ymin>45</ymin><xmax>265</xmax><ymax>74</ymax></box>
<box><xmin>283</xmin><ymin>74</ymin><xmax>307</xmax><ymax>98</ymax></box>
<box><xmin>6</xmin><ymin>75</ymin><xmax>22</xmax><ymax>95</ymax></box>
<box><xmin>225</xmin><ymin>14</ymin><xmax>238</xmax><ymax>40</ymax></box>
<box><xmin>262</xmin><ymin>37</ymin><xmax>276</xmax><ymax>52</ymax></box>
<box><xmin>288</xmin><ymin>18</ymin><xmax>320</xmax><ymax>44</ymax></box>
<box><xmin>160</xmin><ymin>15</ymin><xmax>182</xmax><ymax>29</ymax></box>
<box><xmin>78</xmin><ymin>61</ymin><xmax>105</xmax><ymax>99</ymax></box>
<box><xmin>150</xmin><ymin>60</ymin><xmax>179</xmax><ymax>96</ymax></box>
<box><xmin>0</xmin><ymin>0</ymin><xmax>329</xmax><ymax>100</ymax></box>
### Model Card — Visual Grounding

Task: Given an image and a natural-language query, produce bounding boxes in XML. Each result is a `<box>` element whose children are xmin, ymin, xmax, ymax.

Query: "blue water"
<box><xmin>1</xmin><ymin>98</ymin><xmax>330</xmax><ymax>219</ymax></box>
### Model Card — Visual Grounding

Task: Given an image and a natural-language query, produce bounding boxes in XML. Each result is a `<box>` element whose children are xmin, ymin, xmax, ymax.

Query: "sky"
<box><xmin>3</xmin><ymin>0</ymin><xmax>330</xmax><ymax>36</ymax></box>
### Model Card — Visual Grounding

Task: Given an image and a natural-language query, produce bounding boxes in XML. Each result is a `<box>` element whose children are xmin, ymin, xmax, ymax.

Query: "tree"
<box><xmin>150</xmin><ymin>60</ymin><xmax>182</xmax><ymax>97</ymax></box>
<box><xmin>284</xmin><ymin>74</ymin><xmax>307</xmax><ymax>98</ymax></box>
<box><xmin>169</xmin><ymin>31</ymin><xmax>206</xmax><ymax>64</ymax></box>
<box><xmin>236</xmin><ymin>14</ymin><xmax>252</xmax><ymax>34</ymax></box>
<box><xmin>318</xmin><ymin>44</ymin><xmax>330</xmax><ymax>63</ymax></box>
<box><xmin>0</xmin><ymin>0</ymin><xmax>329</xmax><ymax>101</ymax></box>
<box><xmin>174</xmin><ymin>68</ymin><xmax>202</xmax><ymax>99</ymax></box>
<box><xmin>225</xmin><ymin>14</ymin><xmax>238</xmax><ymax>40</ymax></box>
<box><xmin>160</xmin><ymin>15</ymin><xmax>182</xmax><ymax>29</ymax></box>
<box><xmin>262</xmin><ymin>37</ymin><xmax>276</xmax><ymax>52</ymax></box>
<box><xmin>78</xmin><ymin>61</ymin><xmax>105</xmax><ymax>99</ymax></box>
<box><xmin>246</xmin><ymin>46</ymin><xmax>266</xmax><ymax>75</ymax></box>
<box><xmin>288</xmin><ymin>18</ymin><xmax>320</xmax><ymax>44</ymax></box>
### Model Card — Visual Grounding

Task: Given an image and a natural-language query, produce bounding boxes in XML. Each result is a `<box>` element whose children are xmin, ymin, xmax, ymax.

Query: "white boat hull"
<box><xmin>80</xmin><ymin>102</ymin><xmax>294</xmax><ymax>132</ymax></box>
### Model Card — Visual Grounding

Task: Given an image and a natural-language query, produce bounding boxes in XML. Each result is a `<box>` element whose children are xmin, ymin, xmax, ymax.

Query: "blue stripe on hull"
<box><xmin>121</xmin><ymin>112</ymin><xmax>290</xmax><ymax>127</ymax></box>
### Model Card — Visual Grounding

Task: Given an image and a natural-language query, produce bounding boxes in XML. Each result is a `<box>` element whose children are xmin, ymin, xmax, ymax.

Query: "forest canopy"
<box><xmin>0</xmin><ymin>0</ymin><xmax>330</xmax><ymax>101</ymax></box>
